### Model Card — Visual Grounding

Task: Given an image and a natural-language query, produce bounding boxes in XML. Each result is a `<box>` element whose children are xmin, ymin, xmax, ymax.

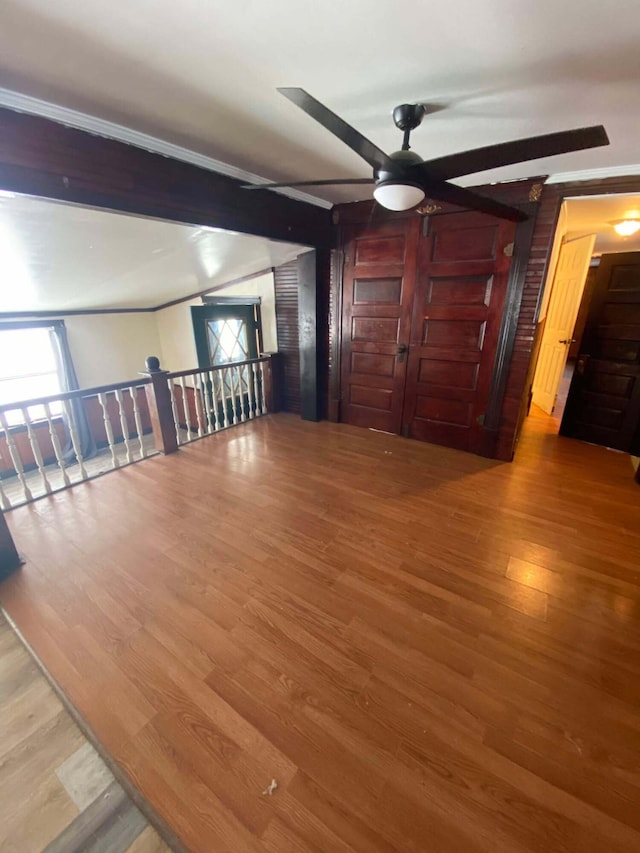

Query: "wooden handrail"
<box><xmin>0</xmin><ymin>356</ymin><xmax>273</xmax><ymax>415</ymax></box>
<box><xmin>0</xmin><ymin>377</ymin><xmax>150</xmax><ymax>414</ymax></box>
<box><xmin>166</xmin><ymin>355</ymin><xmax>272</xmax><ymax>381</ymax></box>
<box><xmin>142</xmin><ymin>353</ymin><xmax>281</xmax><ymax>455</ymax></box>
<box><xmin>0</xmin><ymin>352</ymin><xmax>283</xmax><ymax>529</ymax></box>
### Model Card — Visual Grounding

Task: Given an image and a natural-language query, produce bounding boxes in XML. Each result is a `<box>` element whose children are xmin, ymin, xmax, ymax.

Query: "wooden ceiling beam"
<box><xmin>0</xmin><ymin>107</ymin><xmax>332</xmax><ymax>248</ymax></box>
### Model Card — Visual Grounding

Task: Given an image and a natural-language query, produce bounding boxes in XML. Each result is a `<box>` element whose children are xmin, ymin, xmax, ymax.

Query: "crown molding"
<box><xmin>0</xmin><ymin>87</ymin><xmax>333</xmax><ymax>210</ymax></box>
<box><xmin>547</xmin><ymin>164</ymin><xmax>640</xmax><ymax>184</ymax></box>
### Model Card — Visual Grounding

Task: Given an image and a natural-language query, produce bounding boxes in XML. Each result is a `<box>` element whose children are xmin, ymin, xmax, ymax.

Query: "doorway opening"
<box><xmin>529</xmin><ymin>193</ymin><xmax>640</xmax><ymax>456</ymax></box>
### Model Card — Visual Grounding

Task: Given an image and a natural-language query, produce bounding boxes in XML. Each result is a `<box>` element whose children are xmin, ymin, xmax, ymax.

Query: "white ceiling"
<box><xmin>0</xmin><ymin>194</ymin><xmax>306</xmax><ymax>311</ymax></box>
<box><xmin>1</xmin><ymin>0</ymin><xmax>639</xmax><ymax>205</ymax></box>
<box><xmin>565</xmin><ymin>194</ymin><xmax>640</xmax><ymax>254</ymax></box>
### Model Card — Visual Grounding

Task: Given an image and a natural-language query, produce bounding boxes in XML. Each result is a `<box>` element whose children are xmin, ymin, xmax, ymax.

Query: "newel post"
<box><xmin>264</xmin><ymin>353</ymin><xmax>283</xmax><ymax>414</ymax></box>
<box><xmin>141</xmin><ymin>356</ymin><xmax>178</xmax><ymax>455</ymax></box>
<box><xmin>0</xmin><ymin>511</ymin><xmax>22</xmax><ymax>580</ymax></box>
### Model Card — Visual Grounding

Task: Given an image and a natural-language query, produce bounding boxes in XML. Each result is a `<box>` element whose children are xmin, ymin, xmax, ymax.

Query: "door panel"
<box><xmin>532</xmin><ymin>234</ymin><xmax>596</xmax><ymax>414</ymax></box>
<box><xmin>340</xmin><ymin>220</ymin><xmax>419</xmax><ymax>432</ymax></box>
<box><xmin>561</xmin><ymin>252</ymin><xmax>640</xmax><ymax>452</ymax></box>
<box><xmin>402</xmin><ymin>211</ymin><xmax>516</xmax><ymax>452</ymax></box>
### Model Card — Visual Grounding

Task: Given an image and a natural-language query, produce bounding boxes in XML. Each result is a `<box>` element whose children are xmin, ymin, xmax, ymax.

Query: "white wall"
<box><xmin>64</xmin><ymin>313</ymin><xmax>163</xmax><ymax>386</ymax></box>
<box><xmin>154</xmin><ymin>298</ymin><xmax>200</xmax><ymax>373</ymax></box>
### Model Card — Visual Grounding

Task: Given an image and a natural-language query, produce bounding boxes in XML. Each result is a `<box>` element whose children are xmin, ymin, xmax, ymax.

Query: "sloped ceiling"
<box><xmin>1</xmin><ymin>0</ymin><xmax>639</xmax><ymax>206</ymax></box>
<box><xmin>0</xmin><ymin>195</ymin><xmax>306</xmax><ymax>311</ymax></box>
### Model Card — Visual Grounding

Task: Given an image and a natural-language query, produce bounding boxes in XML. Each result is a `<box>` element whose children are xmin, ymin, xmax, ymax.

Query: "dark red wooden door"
<box><xmin>561</xmin><ymin>251</ymin><xmax>640</xmax><ymax>453</ymax></box>
<box><xmin>340</xmin><ymin>220</ymin><xmax>419</xmax><ymax>432</ymax></box>
<box><xmin>402</xmin><ymin>211</ymin><xmax>516</xmax><ymax>452</ymax></box>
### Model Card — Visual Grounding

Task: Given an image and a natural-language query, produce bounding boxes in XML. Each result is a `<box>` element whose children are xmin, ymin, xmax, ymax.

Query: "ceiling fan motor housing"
<box><xmin>392</xmin><ymin>103</ymin><xmax>426</xmax><ymax>131</ymax></box>
<box><xmin>375</xmin><ymin>149</ymin><xmax>423</xmax><ymax>185</ymax></box>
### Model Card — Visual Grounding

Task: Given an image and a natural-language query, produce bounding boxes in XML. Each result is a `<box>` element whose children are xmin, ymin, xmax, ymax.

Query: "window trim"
<box><xmin>0</xmin><ymin>320</ymin><xmax>65</xmax><ymax>427</ymax></box>
<box><xmin>0</xmin><ymin>319</ymin><xmax>65</xmax><ymax>332</ymax></box>
<box><xmin>191</xmin><ymin>303</ymin><xmax>263</xmax><ymax>370</ymax></box>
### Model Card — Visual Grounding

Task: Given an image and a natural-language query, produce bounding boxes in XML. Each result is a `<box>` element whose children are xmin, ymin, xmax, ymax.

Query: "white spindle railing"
<box><xmin>0</xmin><ymin>355</ymin><xmax>277</xmax><ymax>509</ymax></box>
<box><xmin>165</xmin><ymin>355</ymin><xmax>271</xmax><ymax>445</ymax></box>
<box><xmin>0</xmin><ymin>379</ymin><xmax>154</xmax><ymax>509</ymax></box>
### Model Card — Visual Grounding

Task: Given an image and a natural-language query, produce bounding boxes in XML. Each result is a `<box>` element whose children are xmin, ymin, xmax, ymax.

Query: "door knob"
<box><xmin>558</xmin><ymin>338</ymin><xmax>576</xmax><ymax>345</ymax></box>
<box><xmin>397</xmin><ymin>343</ymin><xmax>408</xmax><ymax>363</ymax></box>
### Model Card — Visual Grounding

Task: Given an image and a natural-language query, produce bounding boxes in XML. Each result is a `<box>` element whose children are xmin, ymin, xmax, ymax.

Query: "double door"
<box><xmin>340</xmin><ymin>212</ymin><xmax>516</xmax><ymax>453</ymax></box>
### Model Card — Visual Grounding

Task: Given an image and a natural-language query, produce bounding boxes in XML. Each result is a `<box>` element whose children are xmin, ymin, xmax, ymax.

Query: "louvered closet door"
<box><xmin>402</xmin><ymin>211</ymin><xmax>516</xmax><ymax>452</ymax></box>
<box><xmin>340</xmin><ymin>220</ymin><xmax>419</xmax><ymax>432</ymax></box>
<box><xmin>274</xmin><ymin>260</ymin><xmax>300</xmax><ymax>413</ymax></box>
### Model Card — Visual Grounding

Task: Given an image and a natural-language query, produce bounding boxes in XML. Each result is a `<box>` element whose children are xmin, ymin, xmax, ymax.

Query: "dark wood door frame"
<box><xmin>480</xmin><ymin>202</ymin><xmax>538</xmax><ymax>456</ymax></box>
<box><xmin>509</xmin><ymin>174</ymin><xmax>640</xmax><ymax>461</ymax></box>
<box><xmin>329</xmin><ymin>181</ymin><xmax>541</xmax><ymax>459</ymax></box>
<box><xmin>333</xmin><ymin>176</ymin><xmax>640</xmax><ymax>461</ymax></box>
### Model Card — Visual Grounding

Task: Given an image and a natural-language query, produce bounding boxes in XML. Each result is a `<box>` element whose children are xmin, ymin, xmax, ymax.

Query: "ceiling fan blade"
<box><xmin>242</xmin><ymin>178</ymin><xmax>374</xmax><ymax>190</ymax></box>
<box><xmin>417</xmin><ymin>178</ymin><xmax>528</xmax><ymax>222</ymax></box>
<box><xmin>278</xmin><ymin>88</ymin><xmax>393</xmax><ymax>171</ymax></box>
<box><xmin>416</xmin><ymin>125</ymin><xmax>609</xmax><ymax>181</ymax></box>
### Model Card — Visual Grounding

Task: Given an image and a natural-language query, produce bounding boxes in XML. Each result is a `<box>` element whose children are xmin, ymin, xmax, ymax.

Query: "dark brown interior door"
<box><xmin>340</xmin><ymin>220</ymin><xmax>418</xmax><ymax>432</ymax></box>
<box><xmin>402</xmin><ymin>211</ymin><xmax>516</xmax><ymax>452</ymax></box>
<box><xmin>561</xmin><ymin>251</ymin><xmax>640</xmax><ymax>453</ymax></box>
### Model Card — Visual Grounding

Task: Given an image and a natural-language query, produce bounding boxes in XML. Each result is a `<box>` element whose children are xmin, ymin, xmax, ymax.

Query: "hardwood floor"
<box><xmin>1</xmin><ymin>411</ymin><xmax>639</xmax><ymax>852</ymax></box>
<box><xmin>0</xmin><ymin>614</ymin><xmax>170</xmax><ymax>852</ymax></box>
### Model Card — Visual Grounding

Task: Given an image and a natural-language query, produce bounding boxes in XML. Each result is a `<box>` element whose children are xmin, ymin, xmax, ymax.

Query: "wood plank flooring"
<box><xmin>0</xmin><ymin>614</ymin><xmax>170</xmax><ymax>852</ymax></box>
<box><xmin>1</xmin><ymin>410</ymin><xmax>639</xmax><ymax>852</ymax></box>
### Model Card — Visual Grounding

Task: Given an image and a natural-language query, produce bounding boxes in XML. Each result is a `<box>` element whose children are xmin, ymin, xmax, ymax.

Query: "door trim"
<box><xmin>480</xmin><ymin>203</ymin><xmax>538</xmax><ymax>456</ymax></box>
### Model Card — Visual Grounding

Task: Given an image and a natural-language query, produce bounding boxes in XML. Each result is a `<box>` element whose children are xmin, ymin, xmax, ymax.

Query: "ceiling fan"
<box><xmin>243</xmin><ymin>88</ymin><xmax>610</xmax><ymax>222</ymax></box>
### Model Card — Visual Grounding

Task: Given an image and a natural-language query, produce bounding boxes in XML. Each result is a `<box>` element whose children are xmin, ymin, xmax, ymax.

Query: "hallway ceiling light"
<box><xmin>612</xmin><ymin>219</ymin><xmax>640</xmax><ymax>236</ymax></box>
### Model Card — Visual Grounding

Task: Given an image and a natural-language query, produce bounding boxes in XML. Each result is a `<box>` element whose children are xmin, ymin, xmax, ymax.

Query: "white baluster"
<box><xmin>196</xmin><ymin>372</ymin><xmax>210</xmax><ymax>436</ymax></box>
<box><xmin>229</xmin><ymin>367</ymin><xmax>239</xmax><ymax>426</ymax></box>
<box><xmin>62</xmin><ymin>398</ymin><xmax>88</xmax><ymax>481</ymax></box>
<box><xmin>202</xmin><ymin>374</ymin><xmax>212</xmax><ymax>435</ymax></box>
<box><xmin>98</xmin><ymin>392</ymin><xmax>120</xmax><ymax>469</ymax></box>
<box><xmin>237</xmin><ymin>365</ymin><xmax>247</xmax><ymax>423</ymax></box>
<box><xmin>129</xmin><ymin>386</ymin><xmax>147</xmax><ymax>459</ymax></box>
<box><xmin>0</xmin><ymin>410</ymin><xmax>34</xmax><ymax>503</ymax></box>
<box><xmin>209</xmin><ymin>369</ymin><xmax>222</xmax><ymax>430</ymax></box>
<box><xmin>259</xmin><ymin>360</ymin><xmax>268</xmax><ymax>415</ymax></box>
<box><xmin>43</xmin><ymin>402</ymin><xmax>70</xmax><ymax>487</ymax></box>
<box><xmin>216</xmin><ymin>369</ymin><xmax>228</xmax><ymax>428</ymax></box>
<box><xmin>115</xmin><ymin>389</ymin><xmax>133</xmax><ymax>464</ymax></box>
<box><xmin>179</xmin><ymin>377</ymin><xmax>192</xmax><ymax>442</ymax></box>
<box><xmin>246</xmin><ymin>362</ymin><xmax>256</xmax><ymax>420</ymax></box>
<box><xmin>194</xmin><ymin>373</ymin><xmax>206</xmax><ymax>437</ymax></box>
<box><xmin>253</xmin><ymin>360</ymin><xmax>263</xmax><ymax>416</ymax></box>
<box><xmin>21</xmin><ymin>407</ymin><xmax>51</xmax><ymax>494</ymax></box>
<box><xmin>167</xmin><ymin>380</ymin><xmax>183</xmax><ymax>445</ymax></box>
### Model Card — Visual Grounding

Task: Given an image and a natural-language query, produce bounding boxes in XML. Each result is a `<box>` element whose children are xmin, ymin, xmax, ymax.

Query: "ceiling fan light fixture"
<box><xmin>373</xmin><ymin>182</ymin><xmax>425</xmax><ymax>212</ymax></box>
<box><xmin>612</xmin><ymin>219</ymin><xmax>640</xmax><ymax>237</ymax></box>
